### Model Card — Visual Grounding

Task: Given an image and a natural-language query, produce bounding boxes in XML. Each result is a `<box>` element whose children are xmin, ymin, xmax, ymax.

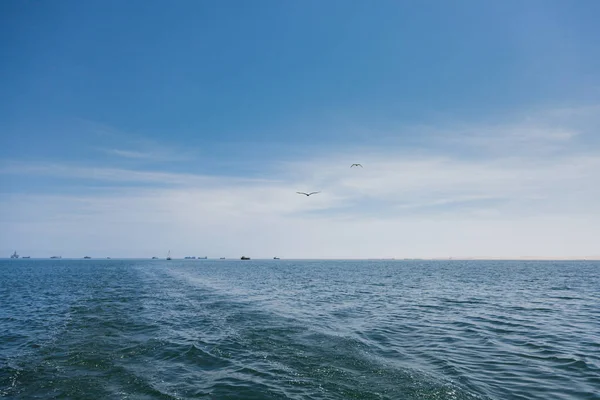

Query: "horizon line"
<box><xmin>3</xmin><ymin>256</ymin><xmax>600</xmax><ymax>261</ymax></box>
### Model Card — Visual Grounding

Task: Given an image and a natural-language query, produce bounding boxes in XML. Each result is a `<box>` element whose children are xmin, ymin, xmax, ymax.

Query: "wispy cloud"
<box><xmin>73</xmin><ymin>119</ymin><xmax>198</xmax><ymax>162</ymax></box>
<box><xmin>2</xmin><ymin>105</ymin><xmax>599</xmax><ymax>258</ymax></box>
<box><xmin>0</xmin><ymin>162</ymin><xmax>279</xmax><ymax>187</ymax></box>
<box><xmin>382</xmin><ymin>103</ymin><xmax>600</xmax><ymax>158</ymax></box>
<box><xmin>2</xmin><ymin>188</ymin><xmax>598</xmax><ymax>259</ymax></box>
<box><xmin>98</xmin><ymin>146</ymin><xmax>195</xmax><ymax>162</ymax></box>
<box><xmin>103</xmin><ymin>149</ymin><xmax>159</xmax><ymax>159</ymax></box>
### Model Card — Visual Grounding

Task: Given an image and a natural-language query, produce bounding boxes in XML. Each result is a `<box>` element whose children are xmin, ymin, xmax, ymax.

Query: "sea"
<box><xmin>0</xmin><ymin>259</ymin><xmax>598</xmax><ymax>400</ymax></box>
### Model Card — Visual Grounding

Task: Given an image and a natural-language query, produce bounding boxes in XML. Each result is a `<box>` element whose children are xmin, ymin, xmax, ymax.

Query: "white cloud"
<box><xmin>99</xmin><ymin>147</ymin><xmax>195</xmax><ymax>162</ymax></box>
<box><xmin>1</xmin><ymin>105</ymin><xmax>599</xmax><ymax>258</ymax></box>
<box><xmin>104</xmin><ymin>149</ymin><xmax>157</xmax><ymax>159</ymax></box>
<box><xmin>76</xmin><ymin>119</ymin><xmax>197</xmax><ymax>162</ymax></box>
<box><xmin>2</xmin><ymin>191</ymin><xmax>598</xmax><ymax>259</ymax></box>
<box><xmin>0</xmin><ymin>162</ymin><xmax>274</xmax><ymax>187</ymax></box>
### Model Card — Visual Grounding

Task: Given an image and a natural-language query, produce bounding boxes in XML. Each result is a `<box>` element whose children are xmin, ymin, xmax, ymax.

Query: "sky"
<box><xmin>1</xmin><ymin>0</ymin><xmax>600</xmax><ymax>259</ymax></box>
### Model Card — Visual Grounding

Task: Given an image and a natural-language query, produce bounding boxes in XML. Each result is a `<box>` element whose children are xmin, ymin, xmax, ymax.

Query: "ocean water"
<box><xmin>0</xmin><ymin>260</ymin><xmax>598</xmax><ymax>400</ymax></box>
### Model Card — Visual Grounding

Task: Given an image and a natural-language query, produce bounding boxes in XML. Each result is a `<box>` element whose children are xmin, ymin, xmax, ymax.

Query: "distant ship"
<box><xmin>50</xmin><ymin>256</ymin><xmax>62</xmax><ymax>259</ymax></box>
<box><xmin>273</xmin><ymin>257</ymin><xmax>280</xmax><ymax>260</ymax></box>
<box><xmin>10</xmin><ymin>251</ymin><xmax>19</xmax><ymax>259</ymax></box>
<box><xmin>166</xmin><ymin>250</ymin><xmax>172</xmax><ymax>261</ymax></box>
<box><xmin>198</xmin><ymin>256</ymin><xmax>207</xmax><ymax>259</ymax></box>
<box><xmin>22</xmin><ymin>256</ymin><xmax>31</xmax><ymax>259</ymax></box>
<box><xmin>83</xmin><ymin>256</ymin><xmax>91</xmax><ymax>259</ymax></box>
<box><xmin>184</xmin><ymin>256</ymin><xmax>196</xmax><ymax>259</ymax></box>
<box><xmin>241</xmin><ymin>256</ymin><xmax>250</xmax><ymax>260</ymax></box>
<box><xmin>106</xmin><ymin>257</ymin><xmax>111</xmax><ymax>259</ymax></box>
<box><xmin>219</xmin><ymin>257</ymin><xmax>225</xmax><ymax>260</ymax></box>
<box><xmin>151</xmin><ymin>256</ymin><xmax>158</xmax><ymax>259</ymax></box>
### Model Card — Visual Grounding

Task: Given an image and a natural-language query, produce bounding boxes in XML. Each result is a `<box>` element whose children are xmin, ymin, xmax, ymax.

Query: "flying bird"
<box><xmin>297</xmin><ymin>191</ymin><xmax>320</xmax><ymax>196</ymax></box>
<box><xmin>350</xmin><ymin>163</ymin><xmax>363</xmax><ymax>168</ymax></box>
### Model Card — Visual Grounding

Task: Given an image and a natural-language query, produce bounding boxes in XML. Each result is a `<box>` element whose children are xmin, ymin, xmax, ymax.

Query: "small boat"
<box><xmin>184</xmin><ymin>256</ymin><xmax>196</xmax><ymax>259</ymax></box>
<box><xmin>83</xmin><ymin>256</ymin><xmax>91</xmax><ymax>259</ymax></box>
<box><xmin>219</xmin><ymin>257</ymin><xmax>225</xmax><ymax>260</ymax></box>
<box><xmin>106</xmin><ymin>257</ymin><xmax>111</xmax><ymax>259</ymax></box>
<box><xmin>273</xmin><ymin>257</ymin><xmax>280</xmax><ymax>260</ymax></box>
<box><xmin>151</xmin><ymin>256</ymin><xmax>158</xmax><ymax>259</ymax></box>
<box><xmin>10</xmin><ymin>251</ymin><xmax>19</xmax><ymax>259</ymax></box>
<box><xmin>166</xmin><ymin>250</ymin><xmax>172</xmax><ymax>261</ymax></box>
<box><xmin>241</xmin><ymin>256</ymin><xmax>250</xmax><ymax>260</ymax></box>
<box><xmin>198</xmin><ymin>256</ymin><xmax>207</xmax><ymax>259</ymax></box>
<box><xmin>50</xmin><ymin>256</ymin><xmax>62</xmax><ymax>259</ymax></box>
<box><xmin>22</xmin><ymin>256</ymin><xmax>31</xmax><ymax>259</ymax></box>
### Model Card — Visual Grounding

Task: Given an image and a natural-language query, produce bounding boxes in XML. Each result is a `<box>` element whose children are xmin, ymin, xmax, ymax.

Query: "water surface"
<box><xmin>1</xmin><ymin>259</ymin><xmax>599</xmax><ymax>399</ymax></box>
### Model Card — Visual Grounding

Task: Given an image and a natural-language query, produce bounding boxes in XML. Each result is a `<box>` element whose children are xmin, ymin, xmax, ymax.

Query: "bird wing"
<box><xmin>296</xmin><ymin>192</ymin><xmax>308</xmax><ymax>195</ymax></box>
<box><xmin>308</xmin><ymin>191</ymin><xmax>321</xmax><ymax>195</ymax></box>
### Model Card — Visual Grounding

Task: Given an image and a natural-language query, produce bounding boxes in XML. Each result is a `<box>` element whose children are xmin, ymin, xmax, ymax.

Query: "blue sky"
<box><xmin>1</xmin><ymin>1</ymin><xmax>599</xmax><ymax>258</ymax></box>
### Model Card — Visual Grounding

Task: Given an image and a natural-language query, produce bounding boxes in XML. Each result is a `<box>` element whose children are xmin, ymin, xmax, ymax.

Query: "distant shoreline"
<box><xmin>3</xmin><ymin>257</ymin><xmax>600</xmax><ymax>261</ymax></box>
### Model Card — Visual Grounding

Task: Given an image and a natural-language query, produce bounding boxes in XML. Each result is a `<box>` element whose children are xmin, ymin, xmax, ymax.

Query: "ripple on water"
<box><xmin>1</xmin><ymin>260</ymin><xmax>599</xmax><ymax>399</ymax></box>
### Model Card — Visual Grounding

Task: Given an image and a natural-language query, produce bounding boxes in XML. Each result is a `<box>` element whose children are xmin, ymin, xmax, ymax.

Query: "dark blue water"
<box><xmin>1</xmin><ymin>260</ymin><xmax>599</xmax><ymax>399</ymax></box>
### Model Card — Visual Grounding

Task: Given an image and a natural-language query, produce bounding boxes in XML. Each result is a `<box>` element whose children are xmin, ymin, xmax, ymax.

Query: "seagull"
<box><xmin>350</xmin><ymin>163</ymin><xmax>363</xmax><ymax>168</ymax></box>
<box><xmin>296</xmin><ymin>191</ymin><xmax>320</xmax><ymax>196</ymax></box>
